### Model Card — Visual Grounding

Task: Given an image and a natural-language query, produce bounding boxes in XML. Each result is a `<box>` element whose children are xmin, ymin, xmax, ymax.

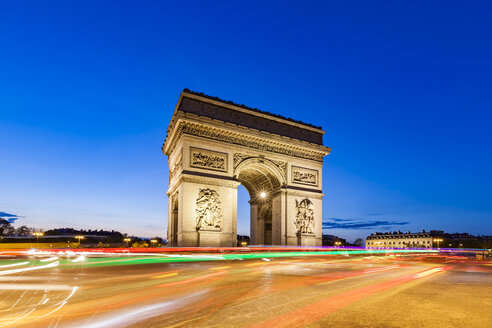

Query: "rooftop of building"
<box><xmin>366</xmin><ymin>230</ymin><xmax>437</xmax><ymax>239</ymax></box>
<box><xmin>182</xmin><ymin>89</ymin><xmax>323</xmax><ymax>130</ymax></box>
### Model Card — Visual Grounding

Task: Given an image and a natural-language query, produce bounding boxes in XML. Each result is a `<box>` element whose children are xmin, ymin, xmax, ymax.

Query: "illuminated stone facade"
<box><xmin>366</xmin><ymin>231</ymin><xmax>434</xmax><ymax>248</ymax></box>
<box><xmin>163</xmin><ymin>90</ymin><xmax>330</xmax><ymax>246</ymax></box>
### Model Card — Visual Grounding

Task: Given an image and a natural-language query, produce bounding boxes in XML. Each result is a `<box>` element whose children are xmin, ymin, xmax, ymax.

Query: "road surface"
<box><xmin>0</xmin><ymin>250</ymin><xmax>491</xmax><ymax>327</ymax></box>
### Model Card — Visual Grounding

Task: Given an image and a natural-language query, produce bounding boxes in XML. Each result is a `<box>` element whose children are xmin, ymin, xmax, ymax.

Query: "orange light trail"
<box><xmin>158</xmin><ymin>270</ymin><xmax>227</xmax><ymax>288</ymax></box>
<box><xmin>250</xmin><ymin>266</ymin><xmax>451</xmax><ymax>328</ymax></box>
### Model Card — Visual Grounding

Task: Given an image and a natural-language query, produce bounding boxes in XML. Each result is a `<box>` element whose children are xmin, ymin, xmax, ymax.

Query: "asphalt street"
<box><xmin>0</xmin><ymin>250</ymin><xmax>490</xmax><ymax>327</ymax></box>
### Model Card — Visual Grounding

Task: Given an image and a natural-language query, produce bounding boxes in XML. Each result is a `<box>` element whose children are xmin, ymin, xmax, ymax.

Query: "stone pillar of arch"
<box><xmin>162</xmin><ymin>90</ymin><xmax>331</xmax><ymax>247</ymax></box>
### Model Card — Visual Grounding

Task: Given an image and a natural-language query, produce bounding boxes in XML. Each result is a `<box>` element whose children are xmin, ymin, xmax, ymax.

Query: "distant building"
<box><xmin>366</xmin><ymin>230</ymin><xmax>492</xmax><ymax>249</ymax></box>
<box><xmin>237</xmin><ymin>235</ymin><xmax>250</xmax><ymax>246</ymax></box>
<box><xmin>365</xmin><ymin>230</ymin><xmax>439</xmax><ymax>248</ymax></box>
<box><xmin>322</xmin><ymin>234</ymin><xmax>346</xmax><ymax>246</ymax></box>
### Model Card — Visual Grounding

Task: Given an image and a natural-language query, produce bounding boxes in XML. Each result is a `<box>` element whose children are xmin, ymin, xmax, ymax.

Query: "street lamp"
<box><xmin>150</xmin><ymin>239</ymin><xmax>158</xmax><ymax>247</ymax></box>
<box><xmin>124</xmin><ymin>238</ymin><xmax>132</xmax><ymax>247</ymax></box>
<box><xmin>75</xmin><ymin>235</ymin><xmax>85</xmax><ymax>246</ymax></box>
<box><xmin>433</xmin><ymin>238</ymin><xmax>443</xmax><ymax>249</ymax></box>
<box><xmin>33</xmin><ymin>232</ymin><xmax>44</xmax><ymax>243</ymax></box>
<box><xmin>334</xmin><ymin>241</ymin><xmax>342</xmax><ymax>247</ymax></box>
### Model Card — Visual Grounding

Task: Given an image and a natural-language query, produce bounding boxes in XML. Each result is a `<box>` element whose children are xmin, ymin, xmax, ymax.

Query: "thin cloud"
<box><xmin>325</xmin><ymin>217</ymin><xmax>353</xmax><ymax>222</ymax></box>
<box><xmin>0</xmin><ymin>211</ymin><xmax>22</xmax><ymax>223</ymax></box>
<box><xmin>322</xmin><ymin>218</ymin><xmax>409</xmax><ymax>230</ymax></box>
<box><xmin>0</xmin><ymin>211</ymin><xmax>19</xmax><ymax>218</ymax></box>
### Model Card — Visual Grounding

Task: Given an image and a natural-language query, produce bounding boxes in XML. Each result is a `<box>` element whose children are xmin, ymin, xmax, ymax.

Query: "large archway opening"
<box><xmin>236</xmin><ymin>184</ymin><xmax>250</xmax><ymax>245</ymax></box>
<box><xmin>235</xmin><ymin>158</ymin><xmax>284</xmax><ymax>245</ymax></box>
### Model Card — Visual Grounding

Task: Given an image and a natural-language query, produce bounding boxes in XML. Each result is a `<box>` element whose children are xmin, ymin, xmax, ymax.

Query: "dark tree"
<box><xmin>353</xmin><ymin>238</ymin><xmax>364</xmax><ymax>246</ymax></box>
<box><xmin>16</xmin><ymin>225</ymin><xmax>33</xmax><ymax>236</ymax></box>
<box><xmin>0</xmin><ymin>219</ymin><xmax>15</xmax><ymax>236</ymax></box>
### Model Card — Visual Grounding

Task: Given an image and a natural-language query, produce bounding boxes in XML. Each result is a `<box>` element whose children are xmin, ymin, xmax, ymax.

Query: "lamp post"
<box><xmin>33</xmin><ymin>232</ymin><xmax>44</xmax><ymax>243</ymax></box>
<box><xmin>75</xmin><ymin>235</ymin><xmax>85</xmax><ymax>246</ymax></box>
<box><xmin>334</xmin><ymin>241</ymin><xmax>341</xmax><ymax>247</ymax></box>
<box><xmin>150</xmin><ymin>239</ymin><xmax>158</xmax><ymax>247</ymax></box>
<box><xmin>433</xmin><ymin>238</ymin><xmax>443</xmax><ymax>249</ymax></box>
<box><xmin>124</xmin><ymin>238</ymin><xmax>131</xmax><ymax>247</ymax></box>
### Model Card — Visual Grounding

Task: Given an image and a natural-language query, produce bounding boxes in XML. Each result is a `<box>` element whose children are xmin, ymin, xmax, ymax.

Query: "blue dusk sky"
<box><xmin>1</xmin><ymin>1</ymin><xmax>491</xmax><ymax>242</ymax></box>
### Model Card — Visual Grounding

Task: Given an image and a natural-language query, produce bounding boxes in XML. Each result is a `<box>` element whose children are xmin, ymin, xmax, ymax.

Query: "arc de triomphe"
<box><xmin>163</xmin><ymin>90</ymin><xmax>331</xmax><ymax>247</ymax></box>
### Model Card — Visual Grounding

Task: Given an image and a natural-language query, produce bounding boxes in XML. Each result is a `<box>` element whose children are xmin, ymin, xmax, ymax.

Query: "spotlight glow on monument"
<box><xmin>260</xmin><ymin>192</ymin><xmax>267</xmax><ymax>198</ymax></box>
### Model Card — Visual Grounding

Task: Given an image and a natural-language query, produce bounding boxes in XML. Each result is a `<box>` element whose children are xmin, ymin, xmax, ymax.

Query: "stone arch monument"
<box><xmin>162</xmin><ymin>90</ymin><xmax>331</xmax><ymax>246</ymax></box>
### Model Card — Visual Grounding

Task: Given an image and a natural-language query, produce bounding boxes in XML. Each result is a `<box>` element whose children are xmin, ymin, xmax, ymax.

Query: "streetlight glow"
<box><xmin>75</xmin><ymin>235</ymin><xmax>85</xmax><ymax>246</ymax></box>
<box><xmin>33</xmin><ymin>232</ymin><xmax>44</xmax><ymax>243</ymax></box>
<box><xmin>433</xmin><ymin>238</ymin><xmax>443</xmax><ymax>248</ymax></box>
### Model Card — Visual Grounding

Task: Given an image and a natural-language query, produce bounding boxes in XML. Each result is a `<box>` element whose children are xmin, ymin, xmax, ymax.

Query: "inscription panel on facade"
<box><xmin>190</xmin><ymin>147</ymin><xmax>228</xmax><ymax>172</ymax></box>
<box><xmin>291</xmin><ymin>166</ymin><xmax>319</xmax><ymax>186</ymax></box>
<box><xmin>180</xmin><ymin>97</ymin><xmax>324</xmax><ymax>145</ymax></box>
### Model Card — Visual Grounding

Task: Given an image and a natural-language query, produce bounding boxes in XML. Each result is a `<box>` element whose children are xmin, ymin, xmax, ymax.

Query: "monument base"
<box><xmin>298</xmin><ymin>233</ymin><xmax>317</xmax><ymax>246</ymax></box>
<box><xmin>197</xmin><ymin>229</ymin><xmax>221</xmax><ymax>247</ymax></box>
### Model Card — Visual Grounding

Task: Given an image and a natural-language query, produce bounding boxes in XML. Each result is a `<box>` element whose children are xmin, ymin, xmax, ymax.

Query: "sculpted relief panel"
<box><xmin>190</xmin><ymin>147</ymin><xmax>227</xmax><ymax>172</ymax></box>
<box><xmin>295</xmin><ymin>198</ymin><xmax>315</xmax><ymax>234</ymax></box>
<box><xmin>196</xmin><ymin>188</ymin><xmax>222</xmax><ymax>231</ymax></box>
<box><xmin>292</xmin><ymin>166</ymin><xmax>319</xmax><ymax>187</ymax></box>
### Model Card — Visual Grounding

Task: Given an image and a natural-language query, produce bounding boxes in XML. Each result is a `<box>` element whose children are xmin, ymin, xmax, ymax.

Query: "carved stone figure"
<box><xmin>196</xmin><ymin>188</ymin><xmax>222</xmax><ymax>230</ymax></box>
<box><xmin>295</xmin><ymin>198</ymin><xmax>315</xmax><ymax>234</ymax></box>
<box><xmin>233</xmin><ymin>153</ymin><xmax>251</xmax><ymax>168</ymax></box>
<box><xmin>270</xmin><ymin>159</ymin><xmax>286</xmax><ymax>174</ymax></box>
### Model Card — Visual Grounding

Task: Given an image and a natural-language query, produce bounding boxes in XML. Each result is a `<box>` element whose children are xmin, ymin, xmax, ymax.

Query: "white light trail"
<box><xmin>363</xmin><ymin>265</ymin><xmax>400</xmax><ymax>274</ymax></box>
<box><xmin>0</xmin><ymin>261</ymin><xmax>29</xmax><ymax>269</ymax></box>
<box><xmin>38</xmin><ymin>286</ymin><xmax>79</xmax><ymax>319</ymax></box>
<box><xmin>69</xmin><ymin>290</ymin><xmax>208</xmax><ymax>328</ymax></box>
<box><xmin>0</xmin><ymin>308</ymin><xmax>36</xmax><ymax>327</ymax></box>
<box><xmin>0</xmin><ymin>292</ymin><xmax>50</xmax><ymax>327</ymax></box>
<box><xmin>0</xmin><ymin>284</ymin><xmax>74</xmax><ymax>291</ymax></box>
<box><xmin>40</xmin><ymin>256</ymin><xmax>59</xmax><ymax>262</ymax></box>
<box><xmin>414</xmin><ymin>267</ymin><xmax>445</xmax><ymax>278</ymax></box>
<box><xmin>0</xmin><ymin>261</ymin><xmax>59</xmax><ymax>276</ymax></box>
<box><xmin>72</xmin><ymin>255</ymin><xmax>86</xmax><ymax>262</ymax></box>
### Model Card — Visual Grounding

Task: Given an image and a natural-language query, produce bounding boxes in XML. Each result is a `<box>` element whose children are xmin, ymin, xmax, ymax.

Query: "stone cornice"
<box><xmin>164</xmin><ymin>119</ymin><xmax>330</xmax><ymax>162</ymax></box>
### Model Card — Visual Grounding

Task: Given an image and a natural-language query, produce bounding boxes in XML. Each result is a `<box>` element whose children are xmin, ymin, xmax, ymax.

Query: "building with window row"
<box><xmin>365</xmin><ymin>230</ymin><xmax>440</xmax><ymax>248</ymax></box>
